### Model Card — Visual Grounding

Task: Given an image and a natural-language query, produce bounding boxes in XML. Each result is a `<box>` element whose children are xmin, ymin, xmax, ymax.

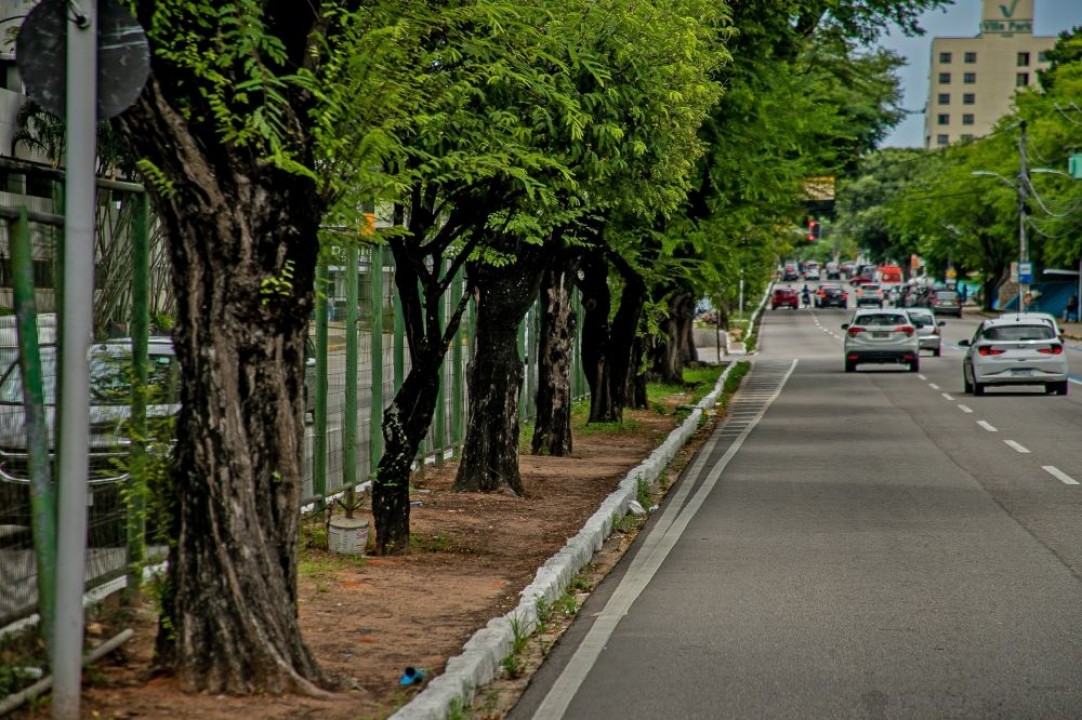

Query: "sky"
<box><xmin>875</xmin><ymin>0</ymin><xmax>1082</xmax><ymax>148</ymax></box>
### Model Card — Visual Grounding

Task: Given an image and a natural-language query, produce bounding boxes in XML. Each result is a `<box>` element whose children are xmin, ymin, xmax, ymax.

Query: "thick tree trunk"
<box><xmin>654</xmin><ymin>291</ymin><xmax>695</xmax><ymax>384</ymax></box>
<box><xmin>579</xmin><ymin>251</ymin><xmax>646</xmax><ymax>423</ymax></box>
<box><xmin>118</xmin><ymin>79</ymin><xmax>328</xmax><ymax>694</ymax></box>
<box><xmin>454</xmin><ymin>247</ymin><xmax>548</xmax><ymax>493</ymax></box>
<box><xmin>531</xmin><ymin>254</ymin><xmax>577</xmax><ymax>456</ymax></box>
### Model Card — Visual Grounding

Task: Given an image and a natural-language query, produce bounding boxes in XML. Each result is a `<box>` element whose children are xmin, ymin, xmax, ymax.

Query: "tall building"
<box><xmin>923</xmin><ymin>0</ymin><xmax>1058</xmax><ymax>149</ymax></box>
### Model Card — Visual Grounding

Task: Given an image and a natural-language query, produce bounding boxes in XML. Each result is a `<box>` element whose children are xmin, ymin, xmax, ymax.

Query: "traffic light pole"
<box><xmin>1018</xmin><ymin>121</ymin><xmax>1029</xmax><ymax>313</ymax></box>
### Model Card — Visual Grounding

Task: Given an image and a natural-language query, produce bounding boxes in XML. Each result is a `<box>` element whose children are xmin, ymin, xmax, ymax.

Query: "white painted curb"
<box><xmin>388</xmin><ymin>361</ymin><xmax>742</xmax><ymax>720</ymax></box>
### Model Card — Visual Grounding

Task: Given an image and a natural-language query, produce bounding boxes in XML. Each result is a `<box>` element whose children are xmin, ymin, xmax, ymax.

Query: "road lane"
<box><xmin>512</xmin><ymin>300</ymin><xmax>1082</xmax><ymax>719</ymax></box>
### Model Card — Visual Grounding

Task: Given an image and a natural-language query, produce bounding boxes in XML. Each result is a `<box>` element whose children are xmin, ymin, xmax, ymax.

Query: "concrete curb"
<box><xmin>387</xmin><ymin>362</ymin><xmax>742</xmax><ymax>720</ymax></box>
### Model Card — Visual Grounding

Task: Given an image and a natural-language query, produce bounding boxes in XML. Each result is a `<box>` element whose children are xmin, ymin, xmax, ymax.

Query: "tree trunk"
<box><xmin>579</xmin><ymin>251</ymin><xmax>646</xmax><ymax>423</ymax></box>
<box><xmin>531</xmin><ymin>253</ymin><xmax>578</xmax><ymax>456</ymax></box>
<box><xmin>117</xmin><ymin>80</ymin><xmax>328</xmax><ymax>694</ymax></box>
<box><xmin>454</xmin><ymin>245</ymin><xmax>548</xmax><ymax>493</ymax></box>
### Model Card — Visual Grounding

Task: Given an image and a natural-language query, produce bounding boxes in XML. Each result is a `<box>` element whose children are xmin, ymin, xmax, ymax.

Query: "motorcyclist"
<box><xmin>801</xmin><ymin>283</ymin><xmax>812</xmax><ymax>307</ymax></box>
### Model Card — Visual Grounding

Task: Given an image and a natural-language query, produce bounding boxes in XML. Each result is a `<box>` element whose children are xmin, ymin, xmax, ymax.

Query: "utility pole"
<box><xmin>1018</xmin><ymin>120</ymin><xmax>1030</xmax><ymax>312</ymax></box>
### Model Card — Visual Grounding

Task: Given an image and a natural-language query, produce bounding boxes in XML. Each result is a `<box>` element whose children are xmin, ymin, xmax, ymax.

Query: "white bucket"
<box><xmin>328</xmin><ymin>517</ymin><xmax>369</xmax><ymax>556</ymax></box>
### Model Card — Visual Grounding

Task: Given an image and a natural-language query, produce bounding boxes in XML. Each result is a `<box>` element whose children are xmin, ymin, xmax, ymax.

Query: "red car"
<box><xmin>772</xmin><ymin>287</ymin><xmax>800</xmax><ymax>310</ymax></box>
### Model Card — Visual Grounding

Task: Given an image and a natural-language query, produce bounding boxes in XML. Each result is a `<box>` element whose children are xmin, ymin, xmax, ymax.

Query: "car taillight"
<box><xmin>1038</xmin><ymin>345</ymin><xmax>1064</xmax><ymax>355</ymax></box>
<box><xmin>847</xmin><ymin>327</ymin><xmax>865</xmax><ymax>337</ymax></box>
<box><xmin>931</xmin><ymin>326</ymin><xmax>940</xmax><ymax>335</ymax></box>
<box><xmin>895</xmin><ymin>325</ymin><xmax>915</xmax><ymax>336</ymax></box>
<box><xmin>977</xmin><ymin>346</ymin><xmax>1006</xmax><ymax>356</ymax></box>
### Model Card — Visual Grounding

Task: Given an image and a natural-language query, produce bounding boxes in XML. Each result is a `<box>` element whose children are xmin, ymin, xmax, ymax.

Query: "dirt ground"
<box><xmin>11</xmin><ymin>388</ymin><xmax>726</xmax><ymax>720</ymax></box>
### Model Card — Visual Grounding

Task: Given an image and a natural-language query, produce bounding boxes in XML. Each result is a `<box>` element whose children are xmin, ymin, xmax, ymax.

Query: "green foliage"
<box><xmin>636</xmin><ymin>477</ymin><xmax>652</xmax><ymax>510</ymax></box>
<box><xmin>260</xmin><ymin>259</ymin><xmax>295</xmax><ymax>306</ymax></box>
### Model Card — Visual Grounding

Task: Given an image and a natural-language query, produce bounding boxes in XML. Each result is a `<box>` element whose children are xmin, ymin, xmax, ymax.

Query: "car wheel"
<box><xmin>845</xmin><ymin>360</ymin><xmax>856</xmax><ymax>373</ymax></box>
<box><xmin>933</xmin><ymin>346</ymin><xmax>941</xmax><ymax>357</ymax></box>
<box><xmin>1054</xmin><ymin>380</ymin><xmax>1070</xmax><ymax>396</ymax></box>
<box><xmin>909</xmin><ymin>359</ymin><xmax>920</xmax><ymax>373</ymax></box>
<box><xmin>963</xmin><ymin>373</ymin><xmax>973</xmax><ymax>394</ymax></box>
<box><xmin>973</xmin><ymin>381</ymin><xmax>985</xmax><ymax>396</ymax></box>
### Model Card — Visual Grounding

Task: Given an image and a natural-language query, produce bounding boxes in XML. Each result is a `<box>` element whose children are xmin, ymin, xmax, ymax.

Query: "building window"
<box><xmin>937</xmin><ymin>114</ymin><xmax>950</xmax><ymax>126</ymax></box>
<box><xmin>961</xmin><ymin>134</ymin><xmax>974</xmax><ymax>142</ymax></box>
<box><xmin>939</xmin><ymin>51</ymin><xmax>953</xmax><ymax>64</ymax></box>
<box><xmin>1017</xmin><ymin>72</ymin><xmax>1030</xmax><ymax>87</ymax></box>
<box><xmin>962</xmin><ymin>114</ymin><xmax>975</xmax><ymax>125</ymax></box>
<box><xmin>963</xmin><ymin>72</ymin><xmax>976</xmax><ymax>84</ymax></box>
<box><xmin>963</xmin><ymin>93</ymin><xmax>976</xmax><ymax>105</ymax></box>
<box><xmin>965</xmin><ymin>51</ymin><xmax>977</xmax><ymax>63</ymax></box>
<box><xmin>1038</xmin><ymin>51</ymin><xmax>1049</xmax><ymax>63</ymax></box>
<box><xmin>938</xmin><ymin>72</ymin><xmax>951</xmax><ymax>84</ymax></box>
<box><xmin>938</xmin><ymin>93</ymin><xmax>950</xmax><ymax>105</ymax></box>
<box><xmin>936</xmin><ymin>134</ymin><xmax>949</xmax><ymax>146</ymax></box>
<box><xmin>1017</xmin><ymin>52</ymin><xmax>1031</xmax><ymax>66</ymax></box>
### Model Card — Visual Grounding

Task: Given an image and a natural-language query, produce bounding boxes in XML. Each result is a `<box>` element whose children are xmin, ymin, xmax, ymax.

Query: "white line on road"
<box><xmin>1004</xmin><ymin>440</ymin><xmax>1030</xmax><ymax>453</ymax></box>
<box><xmin>1042</xmin><ymin>466</ymin><xmax>1080</xmax><ymax>485</ymax></box>
<box><xmin>929</xmin><ymin>383</ymin><xmax>941</xmax><ymax>390</ymax></box>
<box><xmin>977</xmin><ymin>420</ymin><xmax>998</xmax><ymax>432</ymax></box>
<box><xmin>917</xmin><ymin>374</ymin><xmax>927</xmax><ymax>381</ymax></box>
<box><xmin>941</xmin><ymin>393</ymin><xmax>954</xmax><ymax>401</ymax></box>
<box><xmin>957</xmin><ymin>404</ymin><xmax>973</xmax><ymax>414</ymax></box>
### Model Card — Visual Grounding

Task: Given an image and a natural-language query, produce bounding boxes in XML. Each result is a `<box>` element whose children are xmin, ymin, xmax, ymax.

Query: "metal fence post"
<box><xmin>369</xmin><ymin>244</ymin><xmax>383</xmax><ymax>477</ymax></box>
<box><xmin>313</xmin><ymin>261</ymin><xmax>329</xmax><ymax>508</ymax></box>
<box><xmin>434</xmin><ymin>263</ymin><xmax>447</xmax><ymax>466</ymax></box>
<box><xmin>343</xmin><ymin>246</ymin><xmax>359</xmax><ymax>494</ymax></box>
<box><xmin>451</xmin><ymin>269</ymin><xmax>464</xmax><ymax>449</ymax></box>
<box><xmin>126</xmin><ymin>192</ymin><xmax>150</xmax><ymax>601</ymax></box>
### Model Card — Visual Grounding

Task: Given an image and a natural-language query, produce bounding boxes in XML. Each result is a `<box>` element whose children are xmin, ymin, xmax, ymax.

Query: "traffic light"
<box><xmin>807</xmin><ymin>218</ymin><xmax>820</xmax><ymax>243</ymax></box>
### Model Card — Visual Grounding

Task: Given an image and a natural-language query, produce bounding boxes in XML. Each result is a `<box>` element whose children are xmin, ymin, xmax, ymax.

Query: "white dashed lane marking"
<box><xmin>1043</xmin><ymin>466</ymin><xmax>1080</xmax><ymax>485</ymax></box>
<box><xmin>1004</xmin><ymin>440</ymin><xmax>1030</xmax><ymax>454</ymax></box>
<box><xmin>958</xmin><ymin>404</ymin><xmax>973</xmax><ymax>414</ymax></box>
<box><xmin>941</xmin><ymin>393</ymin><xmax>954</xmax><ymax>401</ymax></box>
<box><xmin>929</xmin><ymin>383</ymin><xmax>940</xmax><ymax>390</ymax></box>
<box><xmin>977</xmin><ymin>420</ymin><xmax>998</xmax><ymax>432</ymax></box>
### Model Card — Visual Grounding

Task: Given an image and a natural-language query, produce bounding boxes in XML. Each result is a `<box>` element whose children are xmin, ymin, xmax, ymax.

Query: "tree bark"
<box><xmin>579</xmin><ymin>250</ymin><xmax>646</xmax><ymax>423</ymax></box>
<box><xmin>454</xmin><ymin>244</ymin><xmax>548</xmax><ymax>493</ymax></box>
<box><xmin>531</xmin><ymin>252</ymin><xmax>578</xmax><ymax>456</ymax></box>
<box><xmin>117</xmin><ymin>78</ymin><xmax>328</xmax><ymax>694</ymax></box>
<box><xmin>653</xmin><ymin>290</ymin><xmax>696</xmax><ymax>384</ymax></box>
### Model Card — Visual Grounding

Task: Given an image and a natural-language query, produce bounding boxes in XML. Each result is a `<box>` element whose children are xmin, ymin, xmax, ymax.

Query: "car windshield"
<box><xmin>0</xmin><ymin>346</ymin><xmax>179</xmax><ymax>406</ymax></box>
<box><xmin>856</xmin><ymin>314</ymin><xmax>908</xmax><ymax>326</ymax></box>
<box><xmin>907</xmin><ymin>311</ymin><xmax>933</xmax><ymax>326</ymax></box>
<box><xmin>981</xmin><ymin>324</ymin><xmax>1055</xmax><ymax>342</ymax></box>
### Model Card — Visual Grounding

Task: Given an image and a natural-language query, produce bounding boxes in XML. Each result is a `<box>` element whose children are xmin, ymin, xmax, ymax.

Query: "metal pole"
<box><xmin>11</xmin><ymin>208</ymin><xmax>57</xmax><ymax>654</ymax></box>
<box><xmin>55</xmin><ymin>2</ymin><xmax>97</xmax><ymax>715</ymax></box>
<box><xmin>434</xmin><ymin>264</ymin><xmax>446</xmax><ymax>466</ymax></box>
<box><xmin>126</xmin><ymin>192</ymin><xmax>150</xmax><ymax>602</ymax></box>
<box><xmin>313</xmin><ymin>262</ymin><xmax>329</xmax><ymax>508</ymax></box>
<box><xmin>369</xmin><ymin>244</ymin><xmax>383</xmax><ymax>477</ymax></box>
<box><xmin>451</xmin><ymin>269</ymin><xmax>464</xmax><ymax>448</ymax></box>
<box><xmin>343</xmin><ymin>247</ymin><xmax>358</xmax><ymax>494</ymax></box>
<box><xmin>1019</xmin><ymin>120</ymin><xmax>1029</xmax><ymax>312</ymax></box>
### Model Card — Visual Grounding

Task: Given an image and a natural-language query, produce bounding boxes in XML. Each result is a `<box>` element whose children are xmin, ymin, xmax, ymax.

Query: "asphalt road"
<box><xmin>510</xmin><ymin>294</ymin><xmax>1082</xmax><ymax>719</ymax></box>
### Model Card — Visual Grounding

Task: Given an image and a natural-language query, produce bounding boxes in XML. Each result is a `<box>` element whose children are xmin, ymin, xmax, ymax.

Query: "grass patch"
<box><xmin>410</xmin><ymin>531</ymin><xmax>454</xmax><ymax>552</ymax></box>
<box><xmin>298</xmin><ymin>549</ymin><xmax>366</xmax><ymax>592</ymax></box>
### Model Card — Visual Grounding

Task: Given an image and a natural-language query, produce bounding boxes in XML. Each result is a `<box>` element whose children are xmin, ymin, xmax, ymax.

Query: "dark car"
<box><xmin>815</xmin><ymin>285</ymin><xmax>848</xmax><ymax>309</ymax></box>
<box><xmin>772</xmin><ymin>287</ymin><xmax>799</xmax><ymax>310</ymax></box>
<box><xmin>929</xmin><ymin>290</ymin><xmax>962</xmax><ymax>317</ymax></box>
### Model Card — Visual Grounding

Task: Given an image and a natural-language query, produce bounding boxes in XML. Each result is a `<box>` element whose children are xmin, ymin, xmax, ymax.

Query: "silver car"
<box><xmin>905</xmin><ymin>307</ymin><xmax>945</xmax><ymax>356</ymax></box>
<box><xmin>960</xmin><ymin>318</ymin><xmax>1069</xmax><ymax>396</ymax></box>
<box><xmin>842</xmin><ymin>310</ymin><xmax>921</xmax><ymax>373</ymax></box>
<box><xmin>0</xmin><ymin>337</ymin><xmax>179</xmax><ymax>487</ymax></box>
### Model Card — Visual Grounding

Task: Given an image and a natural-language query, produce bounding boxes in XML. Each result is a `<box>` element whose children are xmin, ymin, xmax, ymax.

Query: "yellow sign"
<box><xmin>946</xmin><ymin>268</ymin><xmax>957</xmax><ymax>279</ymax></box>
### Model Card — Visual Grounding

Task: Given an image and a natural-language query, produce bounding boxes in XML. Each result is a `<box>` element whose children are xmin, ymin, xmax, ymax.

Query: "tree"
<box><xmin>114</xmin><ymin>2</ymin><xmax>417</xmax><ymax>693</ymax></box>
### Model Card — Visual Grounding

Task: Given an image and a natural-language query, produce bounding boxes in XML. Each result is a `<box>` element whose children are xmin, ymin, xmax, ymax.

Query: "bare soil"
<box><xmin>12</xmin><ymin>393</ymin><xmax>722</xmax><ymax>720</ymax></box>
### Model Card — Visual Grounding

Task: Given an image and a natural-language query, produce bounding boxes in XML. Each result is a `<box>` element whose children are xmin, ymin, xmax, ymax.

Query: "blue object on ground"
<box><xmin>400</xmin><ymin>666</ymin><xmax>427</xmax><ymax>686</ymax></box>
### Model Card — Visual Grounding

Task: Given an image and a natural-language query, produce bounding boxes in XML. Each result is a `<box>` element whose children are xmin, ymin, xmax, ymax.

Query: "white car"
<box><xmin>998</xmin><ymin>311</ymin><xmax>1063</xmax><ymax>339</ymax></box>
<box><xmin>842</xmin><ymin>310</ymin><xmax>920</xmax><ymax>373</ymax></box>
<box><xmin>960</xmin><ymin>317</ymin><xmax>1069</xmax><ymax>396</ymax></box>
<box><xmin>905</xmin><ymin>307</ymin><xmax>945</xmax><ymax>356</ymax></box>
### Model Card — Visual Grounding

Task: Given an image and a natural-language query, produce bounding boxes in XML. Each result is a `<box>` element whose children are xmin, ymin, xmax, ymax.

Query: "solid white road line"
<box><xmin>1003</xmin><ymin>440</ymin><xmax>1030</xmax><ymax>454</ymax></box>
<box><xmin>929</xmin><ymin>383</ymin><xmax>941</xmax><ymax>390</ymax></box>
<box><xmin>1042</xmin><ymin>466</ymin><xmax>1080</xmax><ymax>485</ymax></box>
<box><xmin>977</xmin><ymin>420</ymin><xmax>998</xmax><ymax>432</ymax></box>
<box><xmin>529</xmin><ymin>362</ymin><xmax>799</xmax><ymax>720</ymax></box>
<box><xmin>957</xmin><ymin>404</ymin><xmax>973</xmax><ymax>414</ymax></box>
<box><xmin>941</xmin><ymin>393</ymin><xmax>954</xmax><ymax>401</ymax></box>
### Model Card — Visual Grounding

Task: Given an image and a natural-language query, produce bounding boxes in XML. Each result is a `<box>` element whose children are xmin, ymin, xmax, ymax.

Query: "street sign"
<box><xmin>1018</xmin><ymin>261</ymin><xmax>1033</xmax><ymax>284</ymax></box>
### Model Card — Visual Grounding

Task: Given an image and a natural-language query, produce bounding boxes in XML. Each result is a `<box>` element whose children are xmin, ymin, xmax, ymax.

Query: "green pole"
<box><xmin>451</xmin><ymin>270</ymin><xmax>464</xmax><ymax>449</ymax></box>
<box><xmin>313</xmin><ymin>261</ymin><xmax>329</xmax><ymax>509</ymax></box>
<box><xmin>392</xmin><ymin>258</ymin><xmax>404</xmax><ymax>394</ymax></box>
<box><xmin>343</xmin><ymin>246</ymin><xmax>359</xmax><ymax>505</ymax></box>
<box><xmin>434</xmin><ymin>265</ymin><xmax>447</xmax><ymax>466</ymax></box>
<box><xmin>11</xmin><ymin>208</ymin><xmax>57</xmax><ymax>655</ymax></box>
<box><xmin>574</xmin><ymin>288</ymin><xmax>586</xmax><ymax>399</ymax></box>
<box><xmin>370</xmin><ymin>244</ymin><xmax>384</xmax><ymax>477</ymax></box>
<box><xmin>125</xmin><ymin>193</ymin><xmax>149</xmax><ymax>602</ymax></box>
